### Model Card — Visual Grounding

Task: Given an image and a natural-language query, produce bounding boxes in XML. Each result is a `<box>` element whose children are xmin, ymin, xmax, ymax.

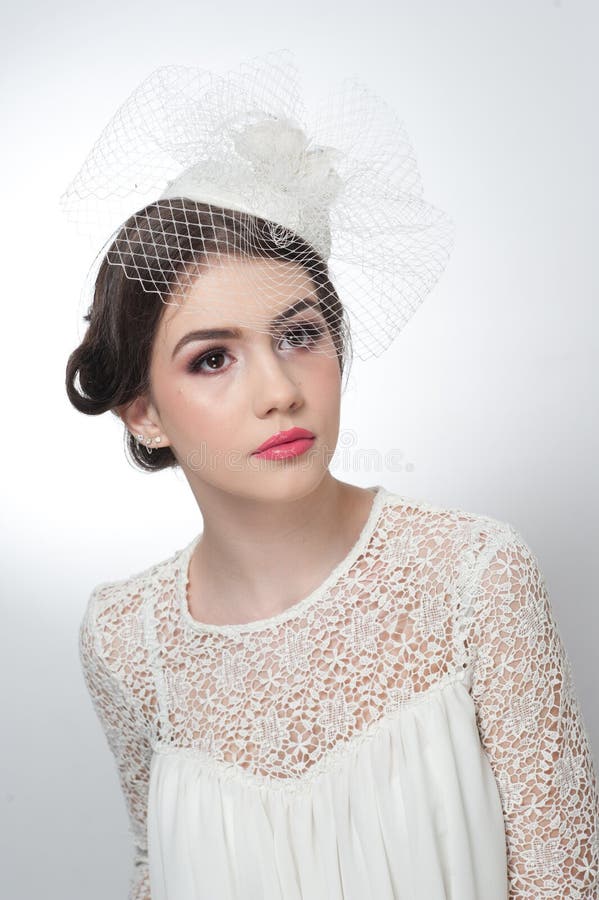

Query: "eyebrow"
<box><xmin>170</xmin><ymin>298</ymin><xmax>322</xmax><ymax>360</ymax></box>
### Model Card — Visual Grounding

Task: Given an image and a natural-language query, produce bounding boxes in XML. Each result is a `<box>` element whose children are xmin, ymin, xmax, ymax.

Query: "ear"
<box><xmin>117</xmin><ymin>393</ymin><xmax>171</xmax><ymax>449</ymax></box>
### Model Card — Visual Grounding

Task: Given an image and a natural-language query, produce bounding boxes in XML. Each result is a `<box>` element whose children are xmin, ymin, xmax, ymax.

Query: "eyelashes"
<box><xmin>186</xmin><ymin>321</ymin><xmax>327</xmax><ymax>376</ymax></box>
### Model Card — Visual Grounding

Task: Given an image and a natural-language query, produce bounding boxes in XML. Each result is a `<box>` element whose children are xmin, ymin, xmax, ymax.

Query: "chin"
<box><xmin>222</xmin><ymin>465</ymin><xmax>329</xmax><ymax>504</ymax></box>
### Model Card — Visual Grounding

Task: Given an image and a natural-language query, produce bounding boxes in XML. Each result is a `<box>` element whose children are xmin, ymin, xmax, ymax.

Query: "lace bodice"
<box><xmin>79</xmin><ymin>487</ymin><xmax>599</xmax><ymax>898</ymax></box>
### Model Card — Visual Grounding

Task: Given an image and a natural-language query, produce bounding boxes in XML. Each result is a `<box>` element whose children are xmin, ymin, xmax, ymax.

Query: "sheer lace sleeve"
<box><xmin>79</xmin><ymin>585</ymin><xmax>152</xmax><ymax>900</ymax></box>
<box><xmin>467</xmin><ymin>524</ymin><xmax>599</xmax><ymax>897</ymax></box>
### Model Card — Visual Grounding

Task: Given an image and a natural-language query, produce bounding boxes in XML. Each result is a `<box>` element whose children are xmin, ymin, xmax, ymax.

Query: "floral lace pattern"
<box><xmin>79</xmin><ymin>487</ymin><xmax>599</xmax><ymax>898</ymax></box>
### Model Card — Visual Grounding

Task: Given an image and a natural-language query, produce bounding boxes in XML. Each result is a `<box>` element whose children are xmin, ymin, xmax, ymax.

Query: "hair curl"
<box><xmin>65</xmin><ymin>200</ymin><xmax>353</xmax><ymax>472</ymax></box>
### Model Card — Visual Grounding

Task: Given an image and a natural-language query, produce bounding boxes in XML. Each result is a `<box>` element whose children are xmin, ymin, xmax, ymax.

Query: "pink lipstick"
<box><xmin>252</xmin><ymin>427</ymin><xmax>315</xmax><ymax>460</ymax></box>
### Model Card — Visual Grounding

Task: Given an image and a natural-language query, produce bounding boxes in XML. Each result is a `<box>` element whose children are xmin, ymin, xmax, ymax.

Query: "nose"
<box><xmin>251</xmin><ymin>346</ymin><xmax>304</xmax><ymax>417</ymax></box>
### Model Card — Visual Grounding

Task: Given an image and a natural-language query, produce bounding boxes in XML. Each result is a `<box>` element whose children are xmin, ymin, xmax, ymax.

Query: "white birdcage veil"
<box><xmin>60</xmin><ymin>49</ymin><xmax>455</xmax><ymax>363</ymax></box>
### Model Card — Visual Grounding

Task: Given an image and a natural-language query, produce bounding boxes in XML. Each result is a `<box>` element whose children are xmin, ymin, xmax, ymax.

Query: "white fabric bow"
<box><xmin>159</xmin><ymin>116</ymin><xmax>344</xmax><ymax>259</ymax></box>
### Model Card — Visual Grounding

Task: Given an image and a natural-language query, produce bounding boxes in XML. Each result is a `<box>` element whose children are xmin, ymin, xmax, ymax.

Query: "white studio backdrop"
<box><xmin>1</xmin><ymin>1</ymin><xmax>597</xmax><ymax>897</ymax></box>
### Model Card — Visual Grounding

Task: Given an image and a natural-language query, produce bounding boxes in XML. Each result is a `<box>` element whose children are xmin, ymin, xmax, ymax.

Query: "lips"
<box><xmin>253</xmin><ymin>427</ymin><xmax>315</xmax><ymax>454</ymax></box>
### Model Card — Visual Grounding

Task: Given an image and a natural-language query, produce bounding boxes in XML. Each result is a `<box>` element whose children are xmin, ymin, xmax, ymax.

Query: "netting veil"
<box><xmin>60</xmin><ymin>49</ymin><xmax>456</xmax><ymax>362</ymax></box>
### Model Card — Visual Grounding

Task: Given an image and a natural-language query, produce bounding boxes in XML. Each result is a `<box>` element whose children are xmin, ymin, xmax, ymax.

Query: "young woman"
<box><xmin>64</xmin><ymin>57</ymin><xmax>598</xmax><ymax>900</ymax></box>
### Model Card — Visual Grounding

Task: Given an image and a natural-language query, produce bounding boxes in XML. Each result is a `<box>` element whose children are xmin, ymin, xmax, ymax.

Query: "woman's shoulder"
<box><xmin>79</xmin><ymin>539</ymin><xmax>191</xmax><ymax>666</ymax></box>
<box><xmin>377</xmin><ymin>486</ymin><xmax>528</xmax><ymax>582</ymax></box>
<box><xmin>381</xmin><ymin>486</ymin><xmax>516</xmax><ymax>544</ymax></box>
<box><xmin>89</xmin><ymin>542</ymin><xmax>185</xmax><ymax>602</ymax></box>
<box><xmin>378</xmin><ymin>487</ymin><xmax>536</xmax><ymax>621</ymax></box>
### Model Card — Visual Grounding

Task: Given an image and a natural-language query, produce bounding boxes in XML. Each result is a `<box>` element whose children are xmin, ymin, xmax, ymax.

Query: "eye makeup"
<box><xmin>185</xmin><ymin>319</ymin><xmax>327</xmax><ymax>376</ymax></box>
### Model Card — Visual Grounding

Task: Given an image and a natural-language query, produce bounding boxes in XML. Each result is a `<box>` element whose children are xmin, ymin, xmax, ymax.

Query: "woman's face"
<box><xmin>140</xmin><ymin>256</ymin><xmax>343</xmax><ymax>502</ymax></box>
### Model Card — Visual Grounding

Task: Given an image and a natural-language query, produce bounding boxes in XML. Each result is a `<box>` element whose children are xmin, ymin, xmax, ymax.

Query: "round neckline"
<box><xmin>176</xmin><ymin>484</ymin><xmax>389</xmax><ymax>636</ymax></box>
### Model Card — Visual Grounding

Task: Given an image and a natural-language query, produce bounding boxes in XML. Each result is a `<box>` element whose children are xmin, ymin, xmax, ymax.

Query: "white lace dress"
<box><xmin>79</xmin><ymin>485</ymin><xmax>599</xmax><ymax>899</ymax></box>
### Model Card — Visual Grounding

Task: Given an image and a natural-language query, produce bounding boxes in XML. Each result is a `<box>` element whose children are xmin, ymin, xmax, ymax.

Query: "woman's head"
<box><xmin>66</xmin><ymin>200</ymin><xmax>353</xmax><ymax>498</ymax></box>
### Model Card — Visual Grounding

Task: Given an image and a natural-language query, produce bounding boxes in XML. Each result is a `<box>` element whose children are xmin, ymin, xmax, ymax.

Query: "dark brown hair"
<box><xmin>65</xmin><ymin>199</ymin><xmax>353</xmax><ymax>472</ymax></box>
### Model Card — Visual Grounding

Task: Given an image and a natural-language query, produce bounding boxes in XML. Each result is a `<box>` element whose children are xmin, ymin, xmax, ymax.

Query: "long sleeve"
<box><xmin>79</xmin><ymin>586</ymin><xmax>152</xmax><ymax>900</ymax></box>
<box><xmin>468</xmin><ymin>524</ymin><xmax>599</xmax><ymax>897</ymax></box>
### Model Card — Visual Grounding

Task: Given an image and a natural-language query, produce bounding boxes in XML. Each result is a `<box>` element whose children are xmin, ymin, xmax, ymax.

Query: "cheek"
<box><xmin>306</xmin><ymin>358</ymin><xmax>342</xmax><ymax>405</ymax></box>
<box><xmin>176</xmin><ymin>384</ymin><xmax>259</xmax><ymax>464</ymax></box>
<box><xmin>170</xmin><ymin>385</ymin><xmax>235</xmax><ymax>443</ymax></box>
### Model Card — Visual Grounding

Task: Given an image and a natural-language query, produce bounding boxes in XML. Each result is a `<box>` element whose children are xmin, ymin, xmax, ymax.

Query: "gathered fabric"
<box><xmin>148</xmin><ymin>673</ymin><xmax>508</xmax><ymax>899</ymax></box>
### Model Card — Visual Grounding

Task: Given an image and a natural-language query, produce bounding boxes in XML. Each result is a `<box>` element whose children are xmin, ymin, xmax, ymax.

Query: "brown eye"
<box><xmin>187</xmin><ymin>348</ymin><xmax>230</xmax><ymax>375</ymax></box>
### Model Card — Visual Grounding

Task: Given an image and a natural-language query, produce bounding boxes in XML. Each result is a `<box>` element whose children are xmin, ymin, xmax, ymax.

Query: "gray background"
<box><xmin>1</xmin><ymin>1</ymin><xmax>597</xmax><ymax>897</ymax></box>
